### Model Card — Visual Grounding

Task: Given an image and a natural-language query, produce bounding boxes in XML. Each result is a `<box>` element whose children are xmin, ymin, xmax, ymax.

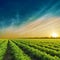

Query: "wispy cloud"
<box><xmin>0</xmin><ymin>13</ymin><xmax>60</xmax><ymax>38</ymax></box>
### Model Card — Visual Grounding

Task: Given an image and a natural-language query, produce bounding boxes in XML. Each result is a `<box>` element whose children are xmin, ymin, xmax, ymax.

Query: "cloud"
<box><xmin>0</xmin><ymin>13</ymin><xmax>60</xmax><ymax>38</ymax></box>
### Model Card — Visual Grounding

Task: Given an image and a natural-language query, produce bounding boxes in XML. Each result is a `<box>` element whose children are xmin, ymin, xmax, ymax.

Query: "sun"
<box><xmin>51</xmin><ymin>32</ymin><xmax>58</xmax><ymax>38</ymax></box>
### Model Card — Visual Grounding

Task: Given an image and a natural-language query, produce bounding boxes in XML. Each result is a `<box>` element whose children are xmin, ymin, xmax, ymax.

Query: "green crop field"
<box><xmin>0</xmin><ymin>39</ymin><xmax>60</xmax><ymax>60</ymax></box>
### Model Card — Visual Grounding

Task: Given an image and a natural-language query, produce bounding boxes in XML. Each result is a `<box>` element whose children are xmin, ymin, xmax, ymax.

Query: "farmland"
<box><xmin>0</xmin><ymin>39</ymin><xmax>60</xmax><ymax>60</ymax></box>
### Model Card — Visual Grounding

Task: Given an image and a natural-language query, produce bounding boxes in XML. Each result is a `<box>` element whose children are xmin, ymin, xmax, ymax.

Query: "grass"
<box><xmin>0</xmin><ymin>38</ymin><xmax>60</xmax><ymax>60</ymax></box>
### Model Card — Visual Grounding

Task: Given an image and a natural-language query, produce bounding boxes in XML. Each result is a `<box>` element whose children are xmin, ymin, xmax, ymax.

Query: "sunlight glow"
<box><xmin>51</xmin><ymin>32</ymin><xmax>58</xmax><ymax>38</ymax></box>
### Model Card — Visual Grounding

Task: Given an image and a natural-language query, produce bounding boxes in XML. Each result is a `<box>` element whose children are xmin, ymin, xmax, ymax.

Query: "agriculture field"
<box><xmin>0</xmin><ymin>39</ymin><xmax>60</xmax><ymax>60</ymax></box>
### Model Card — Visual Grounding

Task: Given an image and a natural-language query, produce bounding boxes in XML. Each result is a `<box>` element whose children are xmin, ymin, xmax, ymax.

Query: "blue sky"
<box><xmin>0</xmin><ymin>0</ymin><xmax>60</xmax><ymax>38</ymax></box>
<box><xmin>0</xmin><ymin>0</ymin><xmax>60</xmax><ymax>28</ymax></box>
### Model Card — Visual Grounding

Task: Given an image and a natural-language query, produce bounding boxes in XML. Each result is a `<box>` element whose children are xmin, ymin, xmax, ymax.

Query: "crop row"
<box><xmin>17</xmin><ymin>39</ymin><xmax>60</xmax><ymax>51</ymax></box>
<box><xmin>13</xmin><ymin>40</ymin><xmax>60</xmax><ymax>60</ymax></box>
<box><xmin>0</xmin><ymin>40</ymin><xmax>8</xmax><ymax>60</ymax></box>
<box><xmin>19</xmin><ymin>41</ymin><xmax>60</xmax><ymax>58</ymax></box>
<box><xmin>9</xmin><ymin>40</ymin><xmax>31</xmax><ymax>60</ymax></box>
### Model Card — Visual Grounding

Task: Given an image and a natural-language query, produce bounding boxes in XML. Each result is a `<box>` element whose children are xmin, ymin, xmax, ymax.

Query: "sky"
<box><xmin>0</xmin><ymin>0</ymin><xmax>60</xmax><ymax>38</ymax></box>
